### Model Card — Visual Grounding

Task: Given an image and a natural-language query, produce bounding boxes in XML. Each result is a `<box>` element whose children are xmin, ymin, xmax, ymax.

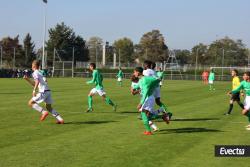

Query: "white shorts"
<box><xmin>32</xmin><ymin>91</ymin><xmax>53</xmax><ymax>104</ymax></box>
<box><xmin>90</xmin><ymin>88</ymin><xmax>106</xmax><ymax>96</ymax></box>
<box><xmin>117</xmin><ymin>77</ymin><xmax>122</xmax><ymax>82</ymax></box>
<box><xmin>140</xmin><ymin>95</ymin><xmax>155</xmax><ymax>113</ymax></box>
<box><xmin>153</xmin><ymin>86</ymin><xmax>161</xmax><ymax>98</ymax></box>
<box><xmin>244</xmin><ymin>96</ymin><xmax>250</xmax><ymax>110</ymax></box>
<box><xmin>159</xmin><ymin>81</ymin><xmax>163</xmax><ymax>86</ymax></box>
<box><xmin>209</xmin><ymin>80</ymin><xmax>214</xmax><ymax>84</ymax></box>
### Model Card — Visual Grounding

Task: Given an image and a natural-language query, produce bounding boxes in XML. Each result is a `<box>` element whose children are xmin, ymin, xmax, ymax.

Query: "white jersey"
<box><xmin>32</xmin><ymin>70</ymin><xmax>49</xmax><ymax>93</ymax></box>
<box><xmin>143</xmin><ymin>69</ymin><xmax>156</xmax><ymax>77</ymax></box>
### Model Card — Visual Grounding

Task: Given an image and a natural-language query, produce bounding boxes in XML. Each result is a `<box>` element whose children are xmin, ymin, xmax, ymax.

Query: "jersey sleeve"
<box><xmin>87</xmin><ymin>71</ymin><xmax>97</xmax><ymax>84</ymax></box>
<box><xmin>231</xmin><ymin>81</ymin><xmax>244</xmax><ymax>94</ymax></box>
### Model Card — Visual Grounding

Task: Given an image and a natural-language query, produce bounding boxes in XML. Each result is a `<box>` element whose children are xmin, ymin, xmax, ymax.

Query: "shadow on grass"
<box><xmin>120</xmin><ymin>111</ymin><xmax>139</xmax><ymax>114</ymax></box>
<box><xmin>159</xmin><ymin>127</ymin><xmax>223</xmax><ymax>134</ymax></box>
<box><xmin>64</xmin><ymin>120</ymin><xmax>118</xmax><ymax>125</ymax></box>
<box><xmin>171</xmin><ymin>118</ymin><xmax>220</xmax><ymax>122</ymax></box>
<box><xmin>0</xmin><ymin>92</ymin><xmax>26</xmax><ymax>95</ymax></box>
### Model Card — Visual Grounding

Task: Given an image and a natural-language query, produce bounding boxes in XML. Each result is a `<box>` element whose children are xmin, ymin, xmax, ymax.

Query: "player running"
<box><xmin>23</xmin><ymin>60</ymin><xmax>64</xmax><ymax>124</ymax></box>
<box><xmin>130</xmin><ymin>74</ymin><xmax>159</xmax><ymax>132</ymax></box>
<box><xmin>208</xmin><ymin>69</ymin><xmax>215</xmax><ymax>90</ymax></box>
<box><xmin>143</xmin><ymin>61</ymin><xmax>172</xmax><ymax>118</ymax></box>
<box><xmin>230</xmin><ymin>72</ymin><xmax>250</xmax><ymax>130</ymax></box>
<box><xmin>225</xmin><ymin>69</ymin><xmax>244</xmax><ymax>115</ymax></box>
<box><xmin>86</xmin><ymin>63</ymin><xmax>117</xmax><ymax>112</ymax></box>
<box><xmin>156</xmin><ymin>67</ymin><xmax>164</xmax><ymax>87</ymax></box>
<box><xmin>116</xmin><ymin>67</ymin><xmax>124</xmax><ymax>86</ymax></box>
<box><xmin>134</xmin><ymin>67</ymin><xmax>170</xmax><ymax>135</ymax></box>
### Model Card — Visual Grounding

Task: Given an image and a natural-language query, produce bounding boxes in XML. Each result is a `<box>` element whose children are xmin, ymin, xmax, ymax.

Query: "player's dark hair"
<box><xmin>89</xmin><ymin>63</ymin><xmax>96</xmax><ymax>69</ymax></box>
<box><xmin>244</xmin><ymin>71</ymin><xmax>250</xmax><ymax>77</ymax></box>
<box><xmin>151</xmin><ymin>62</ymin><xmax>156</xmax><ymax>70</ymax></box>
<box><xmin>135</xmin><ymin>67</ymin><xmax>143</xmax><ymax>74</ymax></box>
<box><xmin>232</xmin><ymin>69</ymin><xmax>238</xmax><ymax>76</ymax></box>
<box><xmin>143</xmin><ymin>60</ymin><xmax>152</xmax><ymax>70</ymax></box>
<box><xmin>131</xmin><ymin>74</ymin><xmax>139</xmax><ymax>83</ymax></box>
<box><xmin>32</xmin><ymin>60</ymin><xmax>40</xmax><ymax>68</ymax></box>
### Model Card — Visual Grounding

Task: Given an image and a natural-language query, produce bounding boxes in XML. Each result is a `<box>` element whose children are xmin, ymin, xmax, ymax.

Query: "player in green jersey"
<box><xmin>86</xmin><ymin>63</ymin><xmax>117</xmax><ymax>112</ymax></box>
<box><xmin>208</xmin><ymin>69</ymin><xmax>215</xmax><ymax>90</ymax></box>
<box><xmin>116</xmin><ymin>67</ymin><xmax>124</xmax><ymax>86</ymax></box>
<box><xmin>134</xmin><ymin>67</ymin><xmax>170</xmax><ymax>135</ymax></box>
<box><xmin>231</xmin><ymin>72</ymin><xmax>250</xmax><ymax>130</ymax></box>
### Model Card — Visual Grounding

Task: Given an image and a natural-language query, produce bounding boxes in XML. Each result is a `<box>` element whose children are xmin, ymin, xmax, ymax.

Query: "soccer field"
<box><xmin>0</xmin><ymin>78</ymin><xmax>249</xmax><ymax>167</ymax></box>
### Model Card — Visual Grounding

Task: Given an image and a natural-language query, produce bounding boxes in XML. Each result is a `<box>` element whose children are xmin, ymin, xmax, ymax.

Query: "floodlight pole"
<box><xmin>221</xmin><ymin>49</ymin><xmax>225</xmax><ymax>80</ymax></box>
<box><xmin>42</xmin><ymin>2</ymin><xmax>47</xmax><ymax>69</ymax></box>
<box><xmin>195</xmin><ymin>48</ymin><xmax>199</xmax><ymax>80</ymax></box>
<box><xmin>13</xmin><ymin>47</ymin><xmax>16</xmax><ymax>70</ymax></box>
<box><xmin>0</xmin><ymin>46</ymin><xmax>2</xmax><ymax>69</ymax></box>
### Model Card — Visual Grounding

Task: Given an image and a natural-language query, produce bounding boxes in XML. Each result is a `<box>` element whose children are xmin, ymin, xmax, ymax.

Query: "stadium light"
<box><xmin>221</xmin><ymin>49</ymin><xmax>237</xmax><ymax>79</ymax></box>
<box><xmin>195</xmin><ymin>48</ymin><xmax>199</xmax><ymax>80</ymax></box>
<box><xmin>0</xmin><ymin>45</ymin><xmax>2</xmax><ymax>69</ymax></box>
<box><xmin>42</xmin><ymin>0</ymin><xmax>47</xmax><ymax>69</ymax></box>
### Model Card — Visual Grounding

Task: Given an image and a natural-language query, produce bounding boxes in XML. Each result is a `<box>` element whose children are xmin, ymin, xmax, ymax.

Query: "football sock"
<box><xmin>246</xmin><ymin>111</ymin><xmax>250</xmax><ymax>123</ymax></box>
<box><xmin>56</xmin><ymin>115</ymin><xmax>63</xmax><ymax>121</ymax></box>
<box><xmin>49</xmin><ymin>109</ymin><xmax>59</xmax><ymax>117</ymax></box>
<box><xmin>88</xmin><ymin>96</ymin><xmax>93</xmax><ymax>109</ymax></box>
<box><xmin>32</xmin><ymin>104</ymin><xmax>45</xmax><ymax>113</ymax></box>
<box><xmin>105</xmin><ymin>97</ymin><xmax>115</xmax><ymax>106</ymax></box>
<box><xmin>141</xmin><ymin>112</ymin><xmax>151</xmax><ymax>132</ymax></box>
<box><xmin>159</xmin><ymin>103</ymin><xmax>168</xmax><ymax>112</ymax></box>
<box><xmin>149</xmin><ymin>121</ymin><xmax>157</xmax><ymax>130</ymax></box>
<box><xmin>237</xmin><ymin>102</ymin><xmax>244</xmax><ymax>109</ymax></box>
<box><xmin>227</xmin><ymin>104</ymin><xmax>233</xmax><ymax>114</ymax></box>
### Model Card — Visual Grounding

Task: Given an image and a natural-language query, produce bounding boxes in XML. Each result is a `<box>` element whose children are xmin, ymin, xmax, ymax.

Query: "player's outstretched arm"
<box><xmin>23</xmin><ymin>75</ymin><xmax>35</xmax><ymax>87</ymax></box>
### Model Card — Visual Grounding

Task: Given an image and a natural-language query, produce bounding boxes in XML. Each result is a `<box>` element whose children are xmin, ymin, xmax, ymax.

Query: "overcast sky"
<box><xmin>0</xmin><ymin>0</ymin><xmax>249</xmax><ymax>50</ymax></box>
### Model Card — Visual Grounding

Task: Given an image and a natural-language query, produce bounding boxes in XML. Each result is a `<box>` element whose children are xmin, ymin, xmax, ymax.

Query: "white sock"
<box><xmin>56</xmin><ymin>115</ymin><xmax>63</xmax><ymax>121</ymax></box>
<box><xmin>149</xmin><ymin>121</ymin><xmax>158</xmax><ymax>130</ymax></box>
<box><xmin>32</xmin><ymin>104</ymin><xmax>45</xmax><ymax>113</ymax></box>
<box><xmin>50</xmin><ymin>109</ymin><xmax>59</xmax><ymax>117</ymax></box>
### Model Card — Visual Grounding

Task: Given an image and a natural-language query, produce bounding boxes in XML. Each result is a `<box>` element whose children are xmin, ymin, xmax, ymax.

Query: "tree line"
<box><xmin>0</xmin><ymin>22</ymin><xmax>249</xmax><ymax>68</ymax></box>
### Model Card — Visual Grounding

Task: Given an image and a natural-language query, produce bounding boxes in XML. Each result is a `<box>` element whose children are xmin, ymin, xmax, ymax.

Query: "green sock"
<box><xmin>105</xmin><ymin>97</ymin><xmax>115</xmax><ymax>106</ymax></box>
<box><xmin>88</xmin><ymin>96</ymin><xmax>93</xmax><ymax>109</ymax></box>
<box><xmin>159</xmin><ymin>103</ymin><xmax>168</xmax><ymax>112</ymax></box>
<box><xmin>150</xmin><ymin>114</ymin><xmax>161</xmax><ymax>120</ymax></box>
<box><xmin>141</xmin><ymin>112</ymin><xmax>151</xmax><ymax>132</ymax></box>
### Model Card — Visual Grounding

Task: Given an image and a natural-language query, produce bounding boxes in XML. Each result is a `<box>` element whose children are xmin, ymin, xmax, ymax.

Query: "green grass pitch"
<box><xmin>0</xmin><ymin>78</ymin><xmax>249</xmax><ymax>167</ymax></box>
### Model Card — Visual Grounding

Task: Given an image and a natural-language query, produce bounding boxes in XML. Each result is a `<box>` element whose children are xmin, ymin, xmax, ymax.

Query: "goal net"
<box><xmin>52</xmin><ymin>61</ymin><xmax>74</xmax><ymax>77</ymax></box>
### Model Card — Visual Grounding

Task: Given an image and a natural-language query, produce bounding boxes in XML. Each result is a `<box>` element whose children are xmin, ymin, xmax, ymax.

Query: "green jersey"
<box><xmin>156</xmin><ymin>71</ymin><xmax>164</xmax><ymax>80</ymax></box>
<box><xmin>131</xmin><ymin>82</ymin><xmax>140</xmax><ymax>90</ymax></box>
<box><xmin>117</xmin><ymin>70</ymin><xmax>123</xmax><ymax>78</ymax></box>
<box><xmin>139</xmin><ymin>76</ymin><xmax>160</xmax><ymax>104</ymax></box>
<box><xmin>39</xmin><ymin>69</ymin><xmax>47</xmax><ymax>77</ymax></box>
<box><xmin>87</xmin><ymin>69</ymin><xmax>103</xmax><ymax>90</ymax></box>
<box><xmin>209</xmin><ymin>72</ymin><xmax>215</xmax><ymax>81</ymax></box>
<box><xmin>232</xmin><ymin>80</ymin><xmax>250</xmax><ymax>96</ymax></box>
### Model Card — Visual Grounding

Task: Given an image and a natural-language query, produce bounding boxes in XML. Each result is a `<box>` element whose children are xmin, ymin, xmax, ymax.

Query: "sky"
<box><xmin>0</xmin><ymin>0</ymin><xmax>249</xmax><ymax>50</ymax></box>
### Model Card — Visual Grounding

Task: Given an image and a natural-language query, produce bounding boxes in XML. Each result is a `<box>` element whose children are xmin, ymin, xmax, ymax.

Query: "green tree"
<box><xmin>191</xmin><ymin>43</ymin><xmax>208</xmax><ymax>65</ymax></box>
<box><xmin>207</xmin><ymin>37</ymin><xmax>248</xmax><ymax>66</ymax></box>
<box><xmin>174</xmin><ymin>49</ymin><xmax>191</xmax><ymax>65</ymax></box>
<box><xmin>23</xmin><ymin>33</ymin><xmax>36</xmax><ymax>67</ymax></box>
<box><xmin>113</xmin><ymin>37</ymin><xmax>134</xmax><ymax>63</ymax></box>
<box><xmin>46</xmin><ymin>22</ymin><xmax>88</xmax><ymax>64</ymax></box>
<box><xmin>137</xmin><ymin>30</ymin><xmax>168</xmax><ymax>62</ymax></box>
<box><xmin>0</xmin><ymin>36</ymin><xmax>23</xmax><ymax>68</ymax></box>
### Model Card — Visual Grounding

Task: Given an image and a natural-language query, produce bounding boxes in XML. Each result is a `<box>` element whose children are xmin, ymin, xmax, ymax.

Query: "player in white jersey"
<box><xmin>24</xmin><ymin>60</ymin><xmax>64</xmax><ymax>124</ymax></box>
<box><xmin>143</xmin><ymin>61</ymin><xmax>173</xmax><ymax>118</ymax></box>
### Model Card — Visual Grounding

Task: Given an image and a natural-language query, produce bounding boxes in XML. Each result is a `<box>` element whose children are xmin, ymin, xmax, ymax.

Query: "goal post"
<box><xmin>210</xmin><ymin>66</ymin><xmax>250</xmax><ymax>81</ymax></box>
<box><xmin>52</xmin><ymin>61</ymin><xmax>74</xmax><ymax>77</ymax></box>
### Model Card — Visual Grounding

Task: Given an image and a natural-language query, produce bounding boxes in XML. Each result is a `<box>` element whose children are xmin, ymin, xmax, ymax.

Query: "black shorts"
<box><xmin>231</xmin><ymin>93</ymin><xmax>240</xmax><ymax>101</ymax></box>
